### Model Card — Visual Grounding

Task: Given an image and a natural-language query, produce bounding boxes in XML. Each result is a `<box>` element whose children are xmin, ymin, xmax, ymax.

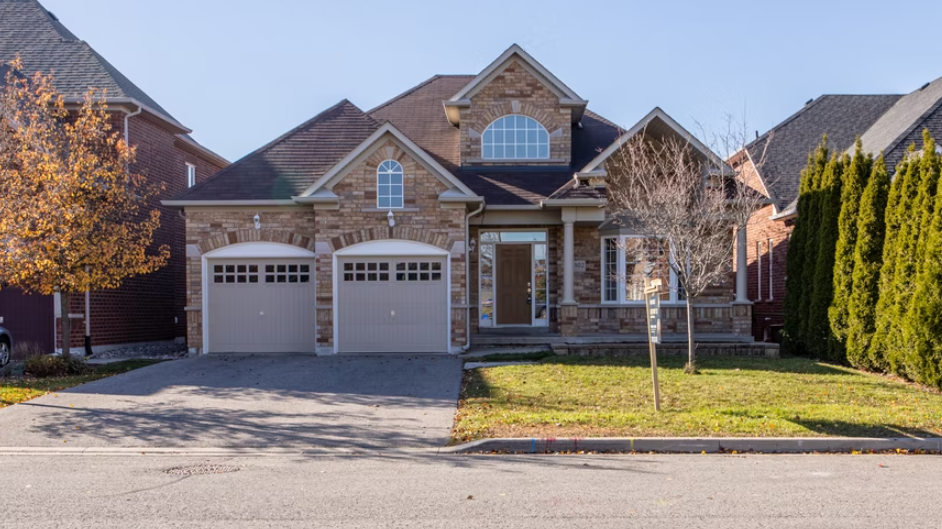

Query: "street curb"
<box><xmin>442</xmin><ymin>437</ymin><xmax>942</xmax><ymax>454</ymax></box>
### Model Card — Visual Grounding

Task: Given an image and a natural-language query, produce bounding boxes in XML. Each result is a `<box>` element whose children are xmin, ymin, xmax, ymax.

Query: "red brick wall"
<box><xmin>745</xmin><ymin>202</ymin><xmax>793</xmax><ymax>342</ymax></box>
<box><xmin>59</xmin><ymin>112</ymin><xmax>225</xmax><ymax>349</ymax></box>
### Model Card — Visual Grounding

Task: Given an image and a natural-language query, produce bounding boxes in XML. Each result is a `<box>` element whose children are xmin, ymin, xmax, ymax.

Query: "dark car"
<box><xmin>0</xmin><ymin>326</ymin><xmax>10</xmax><ymax>366</ymax></box>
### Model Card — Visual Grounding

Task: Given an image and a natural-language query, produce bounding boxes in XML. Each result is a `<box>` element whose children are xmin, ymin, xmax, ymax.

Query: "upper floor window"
<box><xmin>482</xmin><ymin>115</ymin><xmax>549</xmax><ymax>160</ymax></box>
<box><xmin>186</xmin><ymin>163</ymin><xmax>196</xmax><ymax>188</ymax></box>
<box><xmin>377</xmin><ymin>160</ymin><xmax>403</xmax><ymax>209</ymax></box>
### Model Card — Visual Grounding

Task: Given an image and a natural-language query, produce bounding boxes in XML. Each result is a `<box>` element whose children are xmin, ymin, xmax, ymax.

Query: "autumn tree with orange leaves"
<box><xmin>0</xmin><ymin>59</ymin><xmax>169</xmax><ymax>357</ymax></box>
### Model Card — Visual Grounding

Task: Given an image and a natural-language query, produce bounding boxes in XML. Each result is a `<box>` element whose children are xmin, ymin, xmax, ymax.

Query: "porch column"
<box><xmin>735</xmin><ymin>225</ymin><xmax>748</xmax><ymax>304</ymax></box>
<box><xmin>560</xmin><ymin>212</ymin><xmax>579</xmax><ymax>337</ymax></box>
<box><xmin>562</xmin><ymin>219</ymin><xmax>575</xmax><ymax>304</ymax></box>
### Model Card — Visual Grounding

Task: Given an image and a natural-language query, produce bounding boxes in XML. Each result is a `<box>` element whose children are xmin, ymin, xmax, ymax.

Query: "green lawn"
<box><xmin>0</xmin><ymin>359</ymin><xmax>164</xmax><ymax>409</ymax></box>
<box><xmin>453</xmin><ymin>356</ymin><xmax>942</xmax><ymax>443</ymax></box>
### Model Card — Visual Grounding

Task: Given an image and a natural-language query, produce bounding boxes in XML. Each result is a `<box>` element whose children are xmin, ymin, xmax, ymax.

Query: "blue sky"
<box><xmin>41</xmin><ymin>0</ymin><xmax>942</xmax><ymax>162</ymax></box>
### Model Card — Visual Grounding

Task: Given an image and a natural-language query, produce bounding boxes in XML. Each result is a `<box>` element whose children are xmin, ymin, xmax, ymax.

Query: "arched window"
<box><xmin>482</xmin><ymin>115</ymin><xmax>549</xmax><ymax>160</ymax></box>
<box><xmin>377</xmin><ymin>160</ymin><xmax>403</xmax><ymax>209</ymax></box>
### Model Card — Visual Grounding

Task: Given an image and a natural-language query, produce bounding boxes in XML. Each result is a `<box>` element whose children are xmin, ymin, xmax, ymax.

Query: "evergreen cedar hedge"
<box><xmin>784</xmin><ymin>130</ymin><xmax>942</xmax><ymax>389</ymax></box>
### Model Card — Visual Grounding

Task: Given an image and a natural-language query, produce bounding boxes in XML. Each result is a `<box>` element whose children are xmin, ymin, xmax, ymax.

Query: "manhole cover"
<box><xmin>162</xmin><ymin>464</ymin><xmax>241</xmax><ymax>476</ymax></box>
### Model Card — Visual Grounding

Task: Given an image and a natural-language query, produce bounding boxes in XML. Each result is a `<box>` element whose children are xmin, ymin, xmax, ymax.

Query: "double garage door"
<box><xmin>206</xmin><ymin>254</ymin><xmax>448</xmax><ymax>354</ymax></box>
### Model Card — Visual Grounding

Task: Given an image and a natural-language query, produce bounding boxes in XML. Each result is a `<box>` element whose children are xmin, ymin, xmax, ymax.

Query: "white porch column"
<box><xmin>735</xmin><ymin>225</ymin><xmax>748</xmax><ymax>303</ymax></box>
<box><xmin>562</xmin><ymin>219</ymin><xmax>575</xmax><ymax>304</ymax></box>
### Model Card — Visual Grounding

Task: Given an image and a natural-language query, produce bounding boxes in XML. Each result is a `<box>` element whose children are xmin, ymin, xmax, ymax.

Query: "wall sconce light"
<box><xmin>253</xmin><ymin>213</ymin><xmax>261</xmax><ymax>230</ymax></box>
<box><xmin>469</xmin><ymin>237</ymin><xmax>477</xmax><ymax>253</ymax></box>
<box><xmin>387</xmin><ymin>209</ymin><xmax>396</xmax><ymax>227</ymax></box>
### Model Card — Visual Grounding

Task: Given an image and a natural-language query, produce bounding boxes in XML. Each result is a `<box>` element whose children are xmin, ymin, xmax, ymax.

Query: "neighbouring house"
<box><xmin>165</xmin><ymin>44</ymin><xmax>753</xmax><ymax>355</ymax></box>
<box><xmin>0</xmin><ymin>0</ymin><xmax>228</xmax><ymax>353</ymax></box>
<box><xmin>733</xmin><ymin>76</ymin><xmax>942</xmax><ymax>342</ymax></box>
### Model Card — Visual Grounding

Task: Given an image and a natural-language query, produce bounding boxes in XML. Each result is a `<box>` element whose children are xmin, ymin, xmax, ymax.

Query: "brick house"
<box><xmin>0</xmin><ymin>0</ymin><xmax>227</xmax><ymax>353</ymax></box>
<box><xmin>166</xmin><ymin>45</ymin><xmax>753</xmax><ymax>354</ymax></box>
<box><xmin>733</xmin><ymin>76</ymin><xmax>942</xmax><ymax>342</ymax></box>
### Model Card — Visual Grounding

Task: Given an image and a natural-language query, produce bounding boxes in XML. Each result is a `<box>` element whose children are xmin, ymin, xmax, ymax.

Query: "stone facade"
<box><xmin>459</xmin><ymin>60</ymin><xmax>571</xmax><ymax>165</ymax></box>
<box><xmin>183</xmin><ymin>139</ymin><xmax>469</xmax><ymax>353</ymax></box>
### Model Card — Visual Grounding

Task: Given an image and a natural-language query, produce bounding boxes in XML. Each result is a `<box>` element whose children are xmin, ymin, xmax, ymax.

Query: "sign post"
<box><xmin>644</xmin><ymin>278</ymin><xmax>663</xmax><ymax>412</ymax></box>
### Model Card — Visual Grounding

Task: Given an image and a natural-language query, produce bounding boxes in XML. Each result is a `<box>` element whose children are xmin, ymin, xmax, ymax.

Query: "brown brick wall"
<box><xmin>746</xmin><ymin>203</ymin><xmax>792</xmax><ymax>341</ymax></box>
<box><xmin>459</xmin><ymin>60</ymin><xmax>571</xmax><ymax>165</ymax></box>
<box><xmin>183</xmin><ymin>139</ymin><xmax>469</xmax><ymax>352</ymax></box>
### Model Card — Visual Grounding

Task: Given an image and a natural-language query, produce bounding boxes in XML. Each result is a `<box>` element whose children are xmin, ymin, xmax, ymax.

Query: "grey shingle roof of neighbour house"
<box><xmin>176</xmin><ymin>73</ymin><xmax>624</xmax><ymax>205</ymax></box>
<box><xmin>0</xmin><ymin>0</ymin><xmax>173</xmax><ymax>120</ymax></box>
<box><xmin>858</xmin><ymin>75</ymin><xmax>942</xmax><ymax>170</ymax></box>
<box><xmin>746</xmin><ymin>94</ymin><xmax>901</xmax><ymax>212</ymax></box>
<box><xmin>0</xmin><ymin>0</ymin><xmax>225</xmax><ymax>165</ymax></box>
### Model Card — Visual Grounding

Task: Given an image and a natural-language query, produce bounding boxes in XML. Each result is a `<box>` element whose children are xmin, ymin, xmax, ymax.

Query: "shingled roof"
<box><xmin>747</xmin><ymin>94</ymin><xmax>901</xmax><ymax>211</ymax></box>
<box><xmin>176</xmin><ymin>100</ymin><xmax>381</xmax><ymax>201</ymax></box>
<box><xmin>0</xmin><ymin>0</ymin><xmax>175</xmax><ymax>120</ymax></box>
<box><xmin>175</xmin><ymin>71</ymin><xmax>622</xmax><ymax>204</ymax></box>
<box><xmin>858</xmin><ymin>75</ymin><xmax>942</xmax><ymax>169</ymax></box>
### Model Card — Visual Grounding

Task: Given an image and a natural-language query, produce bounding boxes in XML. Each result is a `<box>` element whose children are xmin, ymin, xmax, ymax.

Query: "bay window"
<box><xmin>601</xmin><ymin>235</ymin><xmax>683</xmax><ymax>303</ymax></box>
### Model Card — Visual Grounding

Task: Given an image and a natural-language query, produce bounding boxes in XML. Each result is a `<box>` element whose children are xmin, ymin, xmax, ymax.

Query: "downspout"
<box><xmin>462</xmin><ymin>201</ymin><xmax>485</xmax><ymax>352</ymax></box>
<box><xmin>82</xmin><ymin>105</ymin><xmax>143</xmax><ymax>356</ymax></box>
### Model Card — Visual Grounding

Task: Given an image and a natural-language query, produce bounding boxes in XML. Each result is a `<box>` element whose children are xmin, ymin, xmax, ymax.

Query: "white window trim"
<box><xmin>186</xmin><ymin>162</ymin><xmax>196</xmax><ymax>188</ymax></box>
<box><xmin>600</xmin><ymin>235</ymin><xmax>682</xmax><ymax>305</ymax></box>
<box><xmin>481</xmin><ymin>114</ymin><xmax>550</xmax><ymax>161</ymax></box>
<box><xmin>376</xmin><ymin>159</ymin><xmax>404</xmax><ymax>209</ymax></box>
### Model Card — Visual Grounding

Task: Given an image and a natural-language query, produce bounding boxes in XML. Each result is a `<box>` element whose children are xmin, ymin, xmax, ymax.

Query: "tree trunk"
<box><xmin>60</xmin><ymin>291</ymin><xmax>71</xmax><ymax>358</ymax></box>
<box><xmin>685</xmin><ymin>296</ymin><xmax>696</xmax><ymax>373</ymax></box>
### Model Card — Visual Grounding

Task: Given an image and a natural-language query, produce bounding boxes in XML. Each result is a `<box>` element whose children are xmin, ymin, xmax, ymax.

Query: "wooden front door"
<box><xmin>496</xmin><ymin>244</ymin><xmax>531</xmax><ymax>325</ymax></box>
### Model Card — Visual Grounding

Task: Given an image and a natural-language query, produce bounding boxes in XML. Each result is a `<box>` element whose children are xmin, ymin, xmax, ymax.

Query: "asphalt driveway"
<box><xmin>0</xmin><ymin>354</ymin><xmax>463</xmax><ymax>449</ymax></box>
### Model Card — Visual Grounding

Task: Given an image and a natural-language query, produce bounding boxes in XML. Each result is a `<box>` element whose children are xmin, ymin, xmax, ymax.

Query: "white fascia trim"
<box><xmin>541</xmin><ymin>199</ymin><xmax>608</xmax><ymax>207</ymax></box>
<box><xmin>439</xmin><ymin>190</ymin><xmax>484</xmax><ymax>203</ymax></box>
<box><xmin>449</xmin><ymin>44</ymin><xmax>585</xmax><ymax>104</ymax></box>
<box><xmin>162</xmin><ymin>199</ymin><xmax>297</xmax><ymax>207</ymax></box>
<box><xmin>293</xmin><ymin>189</ymin><xmax>339</xmax><ymax>205</ymax></box>
<box><xmin>298</xmin><ymin>123</ymin><xmax>479</xmax><ymax>199</ymax></box>
<box><xmin>62</xmin><ymin>97</ymin><xmax>191</xmax><ymax>134</ymax></box>
<box><xmin>580</xmin><ymin>107</ymin><xmax>729</xmax><ymax>174</ymax></box>
<box><xmin>484</xmin><ymin>204</ymin><xmax>542</xmax><ymax>210</ymax></box>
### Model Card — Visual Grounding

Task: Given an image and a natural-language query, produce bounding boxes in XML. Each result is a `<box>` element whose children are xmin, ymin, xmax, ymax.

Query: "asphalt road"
<box><xmin>1</xmin><ymin>452</ymin><xmax>939</xmax><ymax>528</ymax></box>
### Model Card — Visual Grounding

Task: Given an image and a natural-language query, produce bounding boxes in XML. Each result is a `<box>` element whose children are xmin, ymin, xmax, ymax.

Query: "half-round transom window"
<box><xmin>482</xmin><ymin>115</ymin><xmax>549</xmax><ymax>160</ymax></box>
<box><xmin>377</xmin><ymin>160</ymin><xmax>403</xmax><ymax>209</ymax></box>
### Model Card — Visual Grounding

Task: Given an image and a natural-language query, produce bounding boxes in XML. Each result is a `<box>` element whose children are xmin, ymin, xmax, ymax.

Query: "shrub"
<box><xmin>24</xmin><ymin>354</ymin><xmax>89</xmax><ymax>378</ymax></box>
<box><xmin>11</xmin><ymin>341</ymin><xmax>46</xmax><ymax>361</ymax></box>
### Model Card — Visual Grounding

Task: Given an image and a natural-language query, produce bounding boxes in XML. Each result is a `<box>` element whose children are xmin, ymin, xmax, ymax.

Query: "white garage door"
<box><xmin>337</xmin><ymin>256</ymin><xmax>448</xmax><ymax>353</ymax></box>
<box><xmin>207</xmin><ymin>259</ymin><xmax>316</xmax><ymax>353</ymax></box>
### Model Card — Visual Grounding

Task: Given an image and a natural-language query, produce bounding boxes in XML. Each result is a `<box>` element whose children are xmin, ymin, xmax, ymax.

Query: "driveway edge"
<box><xmin>443</xmin><ymin>437</ymin><xmax>942</xmax><ymax>454</ymax></box>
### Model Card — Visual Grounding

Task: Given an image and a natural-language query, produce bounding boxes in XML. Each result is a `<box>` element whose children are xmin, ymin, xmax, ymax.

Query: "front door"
<box><xmin>496</xmin><ymin>244</ymin><xmax>531</xmax><ymax>325</ymax></box>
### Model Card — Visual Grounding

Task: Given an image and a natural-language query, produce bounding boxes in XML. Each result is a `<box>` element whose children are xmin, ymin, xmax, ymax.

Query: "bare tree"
<box><xmin>605</xmin><ymin>120</ymin><xmax>767</xmax><ymax>373</ymax></box>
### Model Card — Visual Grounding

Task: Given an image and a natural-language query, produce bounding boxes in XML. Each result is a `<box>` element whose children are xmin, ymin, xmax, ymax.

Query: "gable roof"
<box><xmin>172</xmin><ymin>100</ymin><xmax>380</xmax><ymax>202</ymax></box>
<box><xmin>448</xmin><ymin>44</ymin><xmax>586</xmax><ymax>104</ymax></box>
<box><xmin>746</xmin><ymin>94</ymin><xmax>901</xmax><ymax>210</ymax></box>
<box><xmin>0</xmin><ymin>0</ymin><xmax>226</xmax><ymax>166</ymax></box>
<box><xmin>858</xmin><ymin>75</ymin><xmax>942</xmax><ymax>166</ymax></box>
<box><xmin>370</xmin><ymin>74</ymin><xmax>621</xmax><ymax>206</ymax></box>
<box><xmin>581</xmin><ymin>107</ymin><xmax>729</xmax><ymax>174</ymax></box>
<box><xmin>0</xmin><ymin>0</ymin><xmax>175</xmax><ymax>122</ymax></box>
<box><xmin>299</xmin><ymin>121</ymin><xmax>478</xmax><ymax>199</ymax></box>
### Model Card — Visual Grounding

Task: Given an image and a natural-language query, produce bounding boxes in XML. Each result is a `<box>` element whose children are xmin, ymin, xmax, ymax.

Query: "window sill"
<box><xmin>361</xmin><ymin>207</ymin><xmax>420</xmax><ymax>212</ymax></box>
